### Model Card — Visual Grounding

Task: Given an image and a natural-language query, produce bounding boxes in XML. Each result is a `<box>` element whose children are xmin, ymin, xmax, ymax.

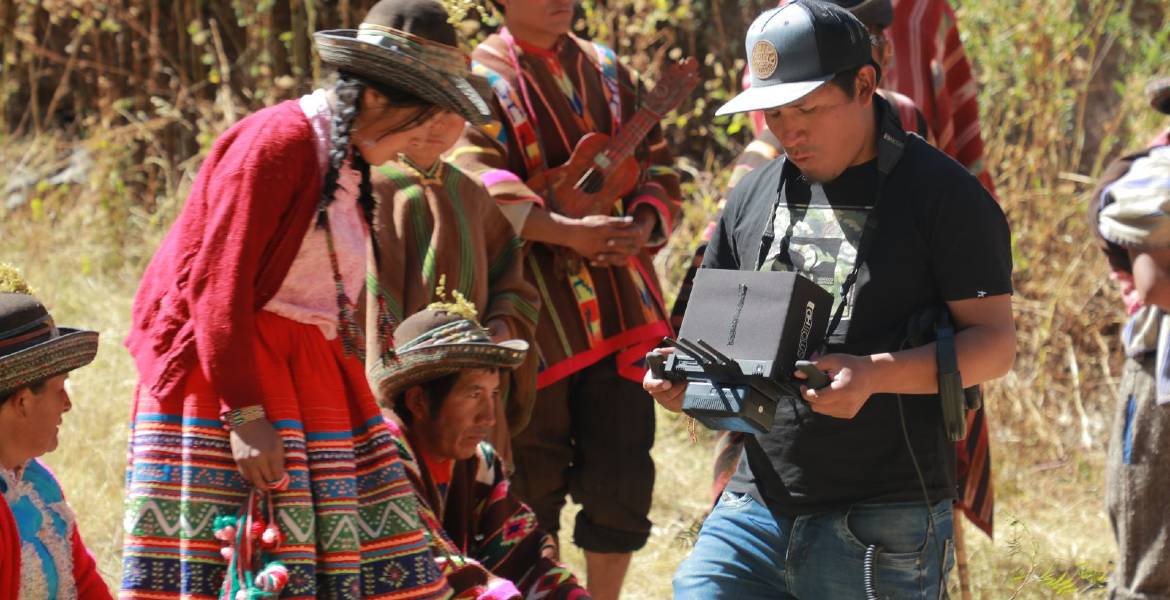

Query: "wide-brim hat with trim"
<box><xmin>314</xmin><ymin>0</ymin><xmax>493</xmax><ymax>125</ymax></box>
<box><xmin>0</xmin><ymin>292</ymin><xmax>98</xmax><ymax>398</ymax></box>
<box><xmin>1148</xmin><ymin>76</ymin><xmax>1170</xmax><ymax>115</ymax></box>
<box><xmin>369</xmin><ymin>307</ymin><xmax>528</xmax><ymax>403</ymax></box>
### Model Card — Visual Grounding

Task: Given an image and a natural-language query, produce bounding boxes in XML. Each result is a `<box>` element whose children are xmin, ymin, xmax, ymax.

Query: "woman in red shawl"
<box><xmin>119</xmin><ymin>2</ymin><xmax>493</xmax><ymax>598</ymax></box>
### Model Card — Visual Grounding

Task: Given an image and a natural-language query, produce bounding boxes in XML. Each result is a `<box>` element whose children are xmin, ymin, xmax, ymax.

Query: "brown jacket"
<box><xmin>366</xmin><ymin>159</ymin><xmax>540</xmax><ymax>439</ymax></box>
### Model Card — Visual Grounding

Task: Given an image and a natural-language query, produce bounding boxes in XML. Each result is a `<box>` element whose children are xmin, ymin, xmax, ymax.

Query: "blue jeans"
<box><xmin>674</xmin><ymin>492</ymin><xmax>954</xmax><ymax>599</ymax></box>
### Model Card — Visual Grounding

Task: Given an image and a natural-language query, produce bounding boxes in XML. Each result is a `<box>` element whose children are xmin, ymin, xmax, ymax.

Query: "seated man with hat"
<box><xmin>370</xmin><ymin>300</ymin><xmax>589</xmax><ymax>600</ymax></box>
<box><xmin>0</xmin><ymin>264</ymin><xmax>112</xmax><ymax>599</ymax></box>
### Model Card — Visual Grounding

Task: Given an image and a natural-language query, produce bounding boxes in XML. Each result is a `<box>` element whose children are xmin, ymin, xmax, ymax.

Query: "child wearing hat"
<box><xmin>119</xmin><ymin>1</ymin><xmax>493</xmax><ymax>597</ymax></box>
<box><xmin>0</xmin><ymin>265</ymin><xmax>111</xmax><ymax>599</ymax></box>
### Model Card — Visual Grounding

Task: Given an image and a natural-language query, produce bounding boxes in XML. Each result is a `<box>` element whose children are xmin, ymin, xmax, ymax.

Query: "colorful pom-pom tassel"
<box><xmin>254</xmin><ymin>562</ymin><xmax>290</xmax><ymax>593</ymax></box>
<box><xmin>214</xmin><ymin>524</ymin><xmax>238</xmax><ymax>542</ymax></box>
<box><xmin>249</xmin><ymin>520</ymin><xmax>267</xmax><ymax>540</ymax></box>
<box><xmin>219</xmin><ymin>546</ymin><xmax>234</xmax><ymax>562</ymax></box>
<box><xmin>213</xmin><ymin>514</ymin><xmax>240</xmax><ymax>542</ymax></box>
<box><xmin>260</xmin><ymin>524</ymin><xmax>285</xmax><ymax>549</ymax></box>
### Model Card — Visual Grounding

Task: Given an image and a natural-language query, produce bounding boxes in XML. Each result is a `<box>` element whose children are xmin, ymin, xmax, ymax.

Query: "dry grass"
<box><xmin>0</xmin><ymin>205</ymin><xmax>1132</xmax><ymax>598</ymax></box>
<box><xmin>0</xmin><ymin>154</ymin><xmax>1123</xmax><ymax>598</ymax></box>
<box><xmin>1</xmin><ymin>170</ymin><xmax>151</xmax><ymax>587</ymax></box>
<box><xmin>1</xmin><ymin>0</ymin><xmax>1168</xmax><ymax>597</ymax></box>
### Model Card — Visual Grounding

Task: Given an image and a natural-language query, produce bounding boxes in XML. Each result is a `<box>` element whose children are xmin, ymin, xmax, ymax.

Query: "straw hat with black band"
<box><xmin>369</xmin><ymin>305</ymin><xmax>528</xmax><ymax>404</ymax></box>
<box><xmin>315</xmin><ymin>0</ymin><xmax>493</xmax><ymax>125</ymax></box>
<box><xmin>0</xmin><ymin>267</ymin><xmax>98</xmax><ymax>399</ymax></box>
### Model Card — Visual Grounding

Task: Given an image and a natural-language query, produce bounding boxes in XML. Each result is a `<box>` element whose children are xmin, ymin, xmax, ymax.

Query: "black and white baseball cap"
<box><xmin>716</xmin><ymin>0</ymin><xmax>874</xmax><ymax>116</ymax></box>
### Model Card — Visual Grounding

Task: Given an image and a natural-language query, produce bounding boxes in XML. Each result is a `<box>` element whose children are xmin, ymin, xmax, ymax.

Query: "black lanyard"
<box><xmin>754</xmin><ymin>107</ymin><xmax>908</xmax><ymax>350</ymax></box>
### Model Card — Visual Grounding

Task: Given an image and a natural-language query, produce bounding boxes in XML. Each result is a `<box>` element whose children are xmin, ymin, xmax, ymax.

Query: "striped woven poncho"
<box><xmin>366</xmin><ymin>159</ymin><xmax>541</xmax><ymax>449</ymax></box>
<box><xmin>450</xmin><ymin>31</ymin><xmax>682</xmax><ymax>389</ymax></box>
<box><xmin>383</xmin><ymin>417</ymin><xmax>588</xmax><ymax>600</ymax></box>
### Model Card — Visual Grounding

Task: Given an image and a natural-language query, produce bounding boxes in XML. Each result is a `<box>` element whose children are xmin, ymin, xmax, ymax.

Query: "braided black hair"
<box><xmin>317</xmin><ymin>72</ymin><xmax>436</xmax><ymax>227</ymax></box>
<box><xmin>318</xmin><ymin>75</ymin><xmax>370</xmax><ymax>227</ymax></box>
<box><xmin>316</xmin><ymin>73</ymin><xmax>434</xmax><ymax>359</ymax></box>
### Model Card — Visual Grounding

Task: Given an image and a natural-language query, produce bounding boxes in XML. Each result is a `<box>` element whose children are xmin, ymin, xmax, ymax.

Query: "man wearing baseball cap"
<box><xmin>670</xmin><ymin>0</ymin><xmax>945</xmax><ymax>520</ymax></box>
<box><xmin>644</xmin><ymin>1</ymin><xmax>1017</xmax><ymax>596</ymax></box>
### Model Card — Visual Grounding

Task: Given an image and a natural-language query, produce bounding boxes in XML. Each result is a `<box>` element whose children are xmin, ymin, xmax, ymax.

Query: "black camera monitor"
<box><xmin>669</xmin><ymin>269</ymin><xmax>832</xmax><ymax>433</ymax></box>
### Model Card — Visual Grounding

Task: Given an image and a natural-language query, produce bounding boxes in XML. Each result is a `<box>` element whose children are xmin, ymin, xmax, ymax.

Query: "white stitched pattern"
<box><xmin>3</xmin><ymin>465</ymin><xmax>78</xmax><ymax>600</ymax></box>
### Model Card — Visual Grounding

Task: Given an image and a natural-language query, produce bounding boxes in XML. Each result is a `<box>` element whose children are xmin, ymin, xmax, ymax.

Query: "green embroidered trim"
<box><xmin>492</xmin><ymin>291</ymin><xmax>539</xmax><ymax>325</ymax></box>
<box><xmin>379</xmin><ymin>163</ymin><xmax>437</xmax><ymax>295</ymax></box>
<box><xmin>488</xmin><ymin>237</ymin><xmax>524</xmax><ymax>284</ymax></box>
<box><xmin>527</xmin><ymin>253</ymin><xmax>573</xmax><ymax>358</ymax></box>
<box><xmin>367</xmin><ymin>272</ymin><xmax>405</xmax><ymax>324</ymax></box>
<box><xmin>442</xmin><ymin>167</ymin><xmax>476</xmax><ymax>296</ymax></box>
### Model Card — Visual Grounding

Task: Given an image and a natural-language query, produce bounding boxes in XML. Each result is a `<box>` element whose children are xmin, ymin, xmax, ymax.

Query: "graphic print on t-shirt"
<box><xmin>764</xmin><ymin>183</ymin><xmax>870</xmax><ymax>325</ymax></box>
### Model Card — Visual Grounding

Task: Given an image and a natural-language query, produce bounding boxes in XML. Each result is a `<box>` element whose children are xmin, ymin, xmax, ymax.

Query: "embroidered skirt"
<box><xmin>120</xmin><ymin>311</ymin><xmax>450</xmax><ymax>599</ymax></box>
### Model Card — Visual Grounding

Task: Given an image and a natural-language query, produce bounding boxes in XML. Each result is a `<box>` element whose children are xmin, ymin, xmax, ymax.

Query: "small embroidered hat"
<box><xmin>0</xmin><ymin>265</ymin><xmax>98</xmax><ymax>398</ymax></box>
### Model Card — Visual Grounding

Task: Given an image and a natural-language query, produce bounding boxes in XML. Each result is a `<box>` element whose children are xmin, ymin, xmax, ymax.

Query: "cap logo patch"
<box><xmin>751</xmin><ymin>40</ymin><xmax>779</xmax><ymax>79</ymax></box>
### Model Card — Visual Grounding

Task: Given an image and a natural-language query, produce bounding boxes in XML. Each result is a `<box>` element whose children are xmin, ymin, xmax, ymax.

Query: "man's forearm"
<box><xmin>868</xmin><ymin>323</ymin><xmax>1016</xmax><ymax>395</ymax></box>
<box><xmin>520</xmin><ymin>206</ymin><xmax>575</xmax><ymax>247</ymax></box>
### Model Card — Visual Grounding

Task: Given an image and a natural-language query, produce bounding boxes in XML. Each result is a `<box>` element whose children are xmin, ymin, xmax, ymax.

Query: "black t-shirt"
<box><xmin>760</xmin><ymin>157</ymin><xmax>878</xmax><ymax>337</ymax></box>
<box><xmin>703</xmin><ymin>115</ymin><xmax>1012</xmax><ymax>514</ymax></box>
